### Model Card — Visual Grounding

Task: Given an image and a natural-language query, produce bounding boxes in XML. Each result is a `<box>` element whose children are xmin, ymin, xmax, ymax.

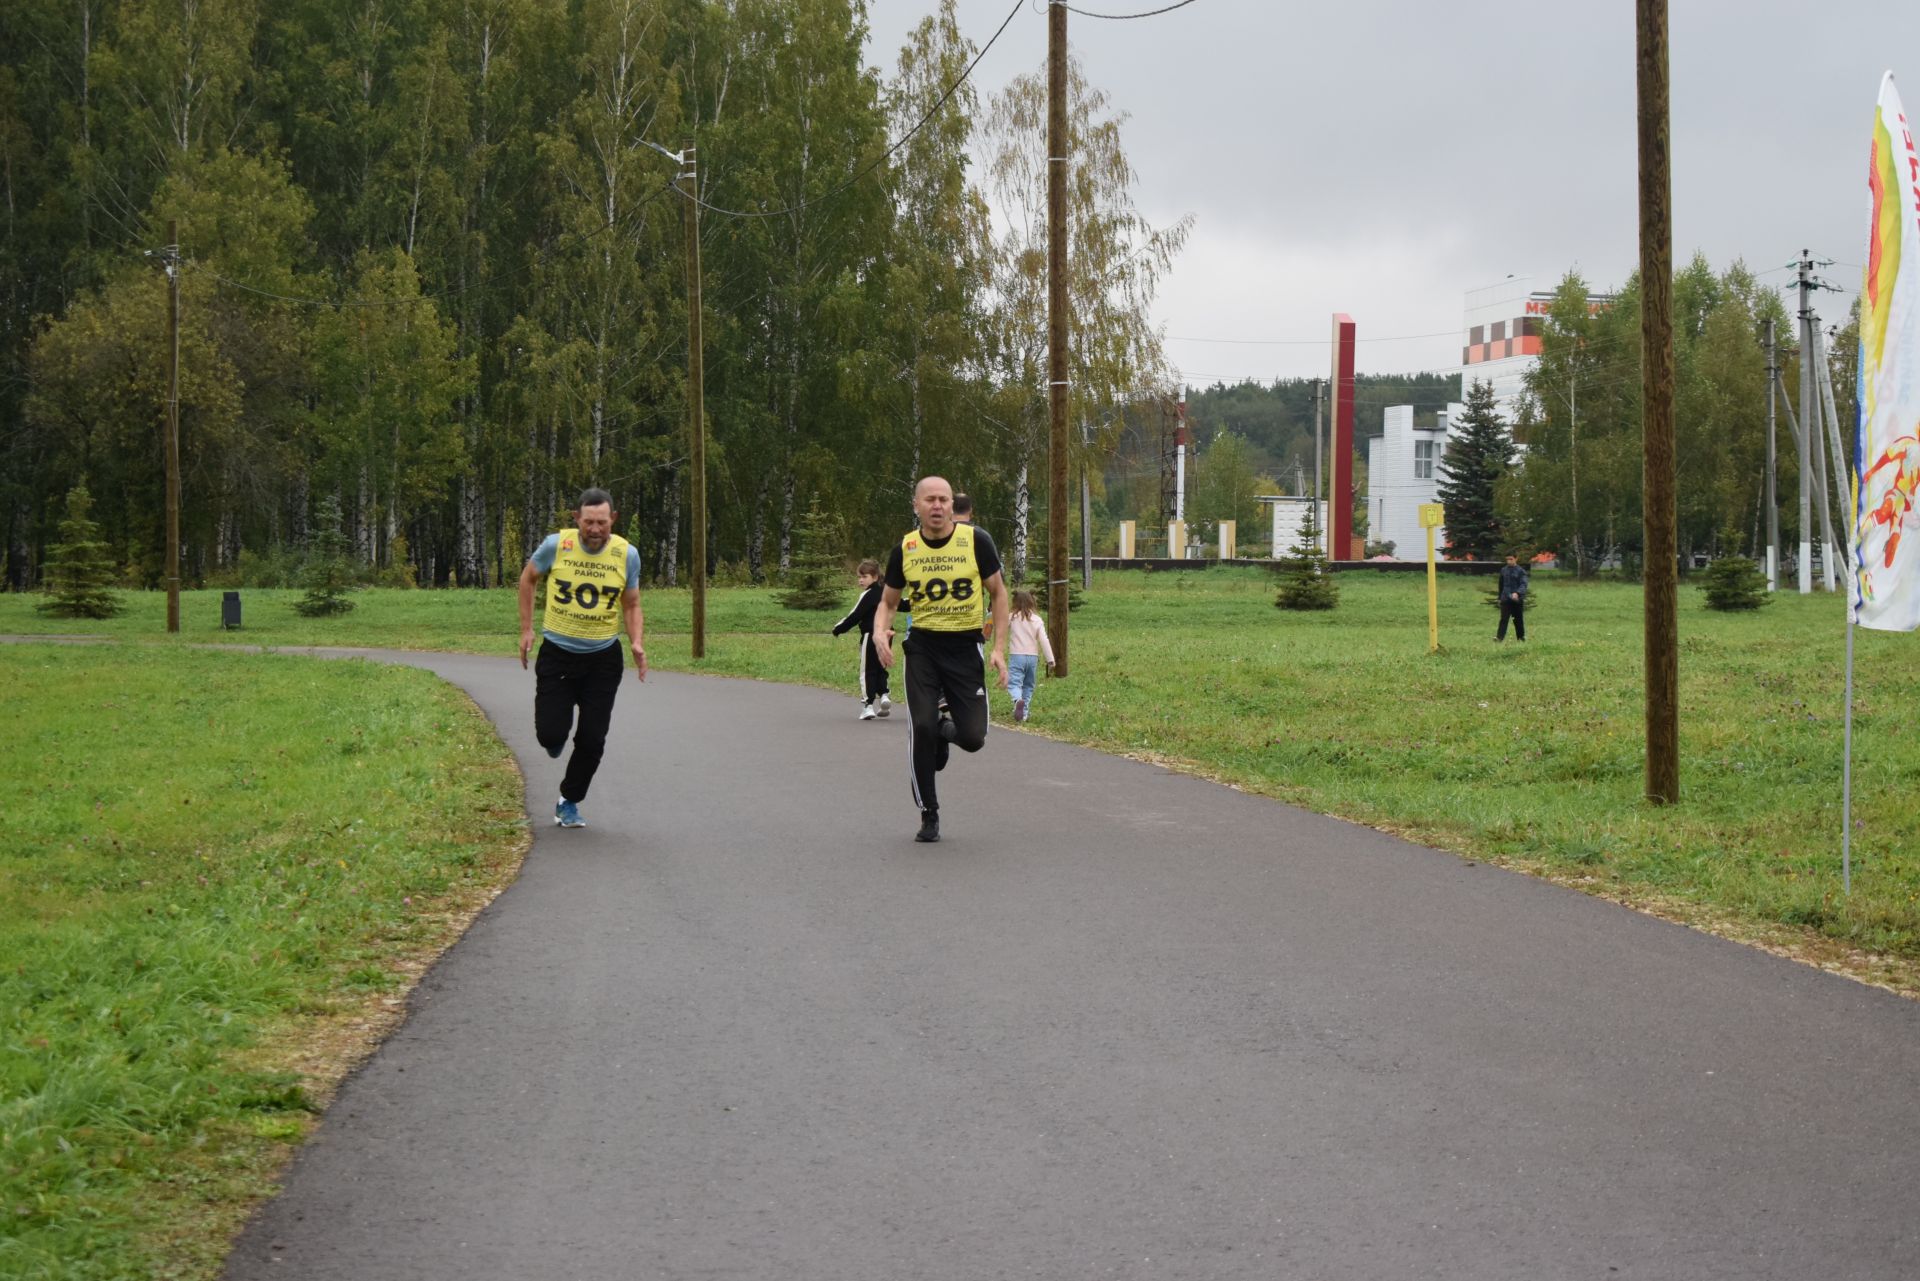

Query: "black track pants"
<box><xmin>902</xmin><ymin>633</ymin><xmax>989</xmax><ymax>813</ymax></box>
<box><xmin>534</xmin><ymin>641</ymin><xmax>624</xmax><ymax>802</ymax></box>
<box><xmin>860</xmin><ymin>632</ymin><xmax>890</xmax><ymax>701</ymax></box>
<box><xmin>1497</xmin><ymin>598</ymin><xmax>1526</xmax><ymax>641</ymax></box>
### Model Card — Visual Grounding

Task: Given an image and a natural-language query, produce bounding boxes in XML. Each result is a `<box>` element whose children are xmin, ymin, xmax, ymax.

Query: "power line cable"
<box><xmin>1060</xmin><ymin>0</ymin><xmax>1204</xmax><ymax>17</ymax></box>
<box><xmin>693</xmin><ymin>0</ymin><xmax>1025</xmax><ymax>220</ymax></box>
<box><xmin>1166</xmin><ymin>327</ymin><xmax>1461</xmax><ymax>346</ymax></box>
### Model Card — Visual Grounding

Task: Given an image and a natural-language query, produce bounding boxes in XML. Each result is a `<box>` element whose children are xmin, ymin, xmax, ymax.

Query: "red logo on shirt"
<box><xmin>905</xmin><ymin>538</ymin><xmax>918</xmax><ymax>551</ymax></box>
<box><xmin>561</xmin><ymin>538</ymin><xmax>574</xmax><ymax>551</ymax></box>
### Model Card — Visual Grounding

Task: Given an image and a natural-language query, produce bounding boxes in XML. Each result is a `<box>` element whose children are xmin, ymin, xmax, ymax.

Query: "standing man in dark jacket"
<box><xmin>1496</xmin><ymin>554</ymin><xmax>1529</xmax><ymax>642</ymax></box>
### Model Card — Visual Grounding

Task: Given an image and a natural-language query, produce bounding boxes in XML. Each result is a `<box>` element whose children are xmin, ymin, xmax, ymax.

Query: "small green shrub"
<box><xmin>37</xmin><ymin>484</ymin><xmax>124</xmax><ymax>619</ymax></box>
<box><xmin>778</xmin><ymin>496</ymin><xmax>844</xmax><ymax>610</ymax></box>
<box><xmin>294</xmin><ymin>496</ymin><xmax>357</xmax><ymax>617</ymax></box>
<box><xmin>1273</xmin><ymin>505</ymin><xmax>1337</xmax><ymax>611</ymax></box>
<box><xmin>206</xmin><ymin>545</ymin><xmax>305</xmax><ymax>589</ymax></box>
<box><xmin>1701</xmin><ymin>555</ymin><xmax>1770</xmax><ymax>612</ymax></box>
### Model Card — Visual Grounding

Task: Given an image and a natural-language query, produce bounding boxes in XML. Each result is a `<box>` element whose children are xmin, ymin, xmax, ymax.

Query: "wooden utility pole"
<box><xmin>681</xmin><ymin>143</ymin><xmax>706</xmax><ymax>659</ymax></box>
<box><xmin>1046</xmin><ymin>0</ymin><xmax>1070</xmax><ymax>675</ymax></box>
<box><xmin>1636</xmin><ymin>0</ymin><xmax>1678</xmax><ymax>804</ymax></box>
<box><xmin>164</xmin><ymin>219</ymin><xmax>181</xmax><ymax>634</ymax></box>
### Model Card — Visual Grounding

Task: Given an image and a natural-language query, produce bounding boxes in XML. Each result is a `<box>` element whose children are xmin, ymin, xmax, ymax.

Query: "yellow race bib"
<box><xmin>542</xmin><ymin>530</ymin><xmax>631</xmax><ymax>643</ymax></box>
<box><xmin>899</xmin><ymin>525</ymin><xmax>984</xmax><ymax>632</ymax></box>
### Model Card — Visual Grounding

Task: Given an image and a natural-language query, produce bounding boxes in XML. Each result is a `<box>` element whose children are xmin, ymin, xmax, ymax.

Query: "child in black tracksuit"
<box><xmin>832</xmin><ymin>558</ymin><xmax>892</xmax><ymax>720</ymax></box>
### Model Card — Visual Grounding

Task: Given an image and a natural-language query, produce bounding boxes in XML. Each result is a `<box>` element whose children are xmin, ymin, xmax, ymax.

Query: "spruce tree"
<box><xmin>38</xmin><ymin>484</ymin><xmax>124</xmax><ymax>619</ymax></box>
<box><xmin>779</xmin><ymin>496</ymin><xmax>845</xmax><ymax>610</ymax></box>
<box><xmin>295</xmin><ymin>495</ymin><xmax>357</xmax><ymax>617</ymax></box>
<box><xmin>1437</xmin><ymin>379</ymin><xmax>1513</xmax><ymax>561</ymax></box>
<box><xmin>1274</xmin><ymin>501</ymin><xmax>1338</xmax><ymax>611</ymax></box>
<box><xmin>1701</xmin><ymin>555</ymin><xmax>1770</xmax><ymax>611</ymax></box>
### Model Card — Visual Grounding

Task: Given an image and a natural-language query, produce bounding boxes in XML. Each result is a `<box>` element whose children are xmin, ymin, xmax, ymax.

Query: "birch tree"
<box><xmin>520</xmin><ymin>0</ymin><xmax>678</xmax><ymax>536</ymax></box>
<box><xmin>979</xmin><ymin>56</ymin><xmax>1187</xmax><ymax>578</ymax></box>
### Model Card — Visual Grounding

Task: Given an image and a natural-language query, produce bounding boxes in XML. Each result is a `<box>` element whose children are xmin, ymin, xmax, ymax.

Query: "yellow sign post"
<box><xmin>1418</xmin><ymin>504</ymin><xmax>1445</xmax><ymax>652</ymax></box>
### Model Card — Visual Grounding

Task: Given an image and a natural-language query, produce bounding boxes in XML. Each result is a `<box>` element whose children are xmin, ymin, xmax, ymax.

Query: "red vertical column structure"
<box><xmin>1329</xmin><ymin>313</ymin><xmax>1357</xmax><ymax>561</ymax></box>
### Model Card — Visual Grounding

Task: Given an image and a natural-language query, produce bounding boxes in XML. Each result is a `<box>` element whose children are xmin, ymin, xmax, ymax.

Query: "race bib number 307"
<box><xmin>552</xmin><ymin>577</ymin><xmax>621</xmax><ymax>611</ymax></box>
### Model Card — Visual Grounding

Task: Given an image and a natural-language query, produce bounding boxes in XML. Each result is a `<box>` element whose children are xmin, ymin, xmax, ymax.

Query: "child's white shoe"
<box><xmin>877</xmin><ymin>694</ymin><xmax>892</xmax><ymax>717</ymax></box>
<box><xmin>859</xmin><ymin>701</ymin><xmax>878</xmax><ymax>720</ymax></box>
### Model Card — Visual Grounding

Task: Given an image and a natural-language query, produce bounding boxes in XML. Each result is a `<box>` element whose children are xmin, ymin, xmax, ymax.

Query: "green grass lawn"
<box><xmin>0</xmin><ymin>646</ymin><xmax>523</xmax><ymax>1280</ymax></box>
<box><xmin>9</xmin><ymin>568</ymin><xmax>1908</xmax><ymax>975</ymax></box>
<box><xmin>0</xmin><ymin>581</ymin><xmax>832</xmax><ymax>653</ymax></box>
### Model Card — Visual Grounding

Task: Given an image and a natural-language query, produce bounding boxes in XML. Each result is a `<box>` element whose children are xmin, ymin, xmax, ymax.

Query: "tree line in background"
<box><xmin>0</xmin><ymin>0</ymin><xmax>1856</xmax><ymax>593</ymax></box>
<box><xmin>0</xmin><ymin>0</ymin><xmax>1185</xmax><ymax>593</ymax></box>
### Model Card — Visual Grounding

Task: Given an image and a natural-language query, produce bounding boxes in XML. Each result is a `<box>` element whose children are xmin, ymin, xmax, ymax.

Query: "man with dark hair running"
<box><xmin>518</xmin><ymin>487</ymin><xmax>646</xmax><ymax>829</ymax></box>
<box><xmin>874</xmin><ymin>476</ymin><xmax>1009</xmax><ymax>843</ymax></box>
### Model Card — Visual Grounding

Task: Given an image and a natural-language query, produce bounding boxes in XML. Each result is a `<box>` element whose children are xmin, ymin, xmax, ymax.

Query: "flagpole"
<box><xmin>1843</xmin><ymin>604</ymin><xmax>1855</xmax><ymax>894</ymax></box>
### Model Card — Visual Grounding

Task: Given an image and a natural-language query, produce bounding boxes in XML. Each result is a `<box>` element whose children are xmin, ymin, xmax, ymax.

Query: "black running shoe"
<box><xmin>916</xmin><ymin>811</ymin><xmax>941</xmax><ymax>843</ymax></box>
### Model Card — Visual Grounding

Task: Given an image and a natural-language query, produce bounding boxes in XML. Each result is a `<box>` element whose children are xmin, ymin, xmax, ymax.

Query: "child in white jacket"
<box><xmin>1004</xmin><ymin>590</ymin><xmax>1054</xmax><ymax>723</ymax></box>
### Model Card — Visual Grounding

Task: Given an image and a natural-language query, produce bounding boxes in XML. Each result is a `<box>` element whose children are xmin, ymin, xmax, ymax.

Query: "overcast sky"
<box><xmin>864</xmin><ymin>0</ymin><xmax>1920</xmax><ymax>386</ymax></box>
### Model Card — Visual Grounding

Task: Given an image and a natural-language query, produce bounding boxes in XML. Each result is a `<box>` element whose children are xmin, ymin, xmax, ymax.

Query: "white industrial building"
<box><xmin>1462</xmin><ymin>277</ymin><xmax>1616</xmax><ymax>425</ymax></box>
<box><xmin>1365</xmin><ymin>402</ymin><xmax>1463</xmax><ymax>560</ymax></box>
<box><xmin>1461</xmin><ymin>278</ymin><xmax>1543</xmax><ymax>425</ymax></box>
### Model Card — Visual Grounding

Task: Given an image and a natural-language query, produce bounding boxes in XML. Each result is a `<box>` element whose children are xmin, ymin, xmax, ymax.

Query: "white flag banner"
<box><xmin>1855</xmin><ymin>72</ymin><xmax>1920</xmax><ymax>631</ymax></box>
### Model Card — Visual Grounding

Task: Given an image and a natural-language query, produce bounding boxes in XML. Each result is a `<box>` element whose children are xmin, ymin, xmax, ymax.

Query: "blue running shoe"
<box><xmin>555</xmin><ymin>798</ymin><xmax>586</xmax><ymax>828</ymax></box>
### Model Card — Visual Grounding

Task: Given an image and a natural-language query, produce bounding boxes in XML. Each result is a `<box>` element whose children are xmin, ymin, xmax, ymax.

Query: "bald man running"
<box><xmin>873</xmin><ymin>476</ymin><xmax>1010</xmax><ymax>843</ymax></box>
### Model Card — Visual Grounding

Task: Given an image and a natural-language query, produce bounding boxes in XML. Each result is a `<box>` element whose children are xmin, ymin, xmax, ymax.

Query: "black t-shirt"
<box><xmin>885</xmin><ymin>524</ymin><xmax>1002</xmax><ymax>644</ymax></box>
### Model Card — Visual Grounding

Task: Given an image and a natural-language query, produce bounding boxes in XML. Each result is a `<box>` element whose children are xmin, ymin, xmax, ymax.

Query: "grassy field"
<box><xmin>7</xmin><ymin>568</ymin><xmax>1909</xmax><ymax>981</ymax></box>
<box><xmin>0</xmin><ymin>646</ymin><xmax>524</xmax><ymax>1280</ymax></box>
<box><xmin>2</xmin><ymin>568</ymin><xmax>1916</xmax><ymax>1274</ymax></box>
<box><xmin>0</xmin><ymin>581</ymin><xmax>830</xmax><ymax>652</ymax></box>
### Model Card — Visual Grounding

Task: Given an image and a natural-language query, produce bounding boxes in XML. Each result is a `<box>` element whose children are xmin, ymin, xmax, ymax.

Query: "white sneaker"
<box><xmin>877</xmin><ymin>695</ymin><xmax>892</xmax><ymax>717</ymax></box>
<box><xmin>859</xmin><ymin>702</ymin><xmax>878</xmax><ymax>720</ymax></box>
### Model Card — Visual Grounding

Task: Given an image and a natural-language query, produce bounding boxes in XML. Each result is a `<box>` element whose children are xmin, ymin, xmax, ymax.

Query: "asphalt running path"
<box><xmin>211</xmin><ymin>650</ymin><xmax>1920</xmax><ymax>1280</ymax></box>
